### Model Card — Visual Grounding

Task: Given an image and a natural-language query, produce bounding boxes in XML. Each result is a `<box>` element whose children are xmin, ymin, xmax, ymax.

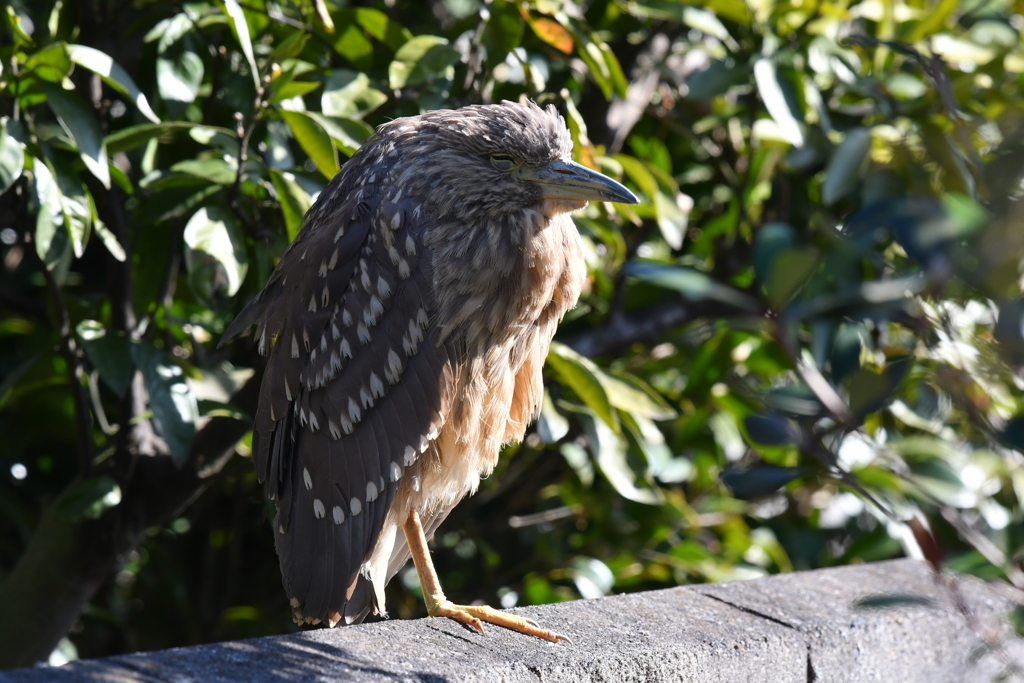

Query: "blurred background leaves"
<box><xmin>1</xmin><ymin>0</ymin><xmax>1024</xmax><ymax>670</ymax></box>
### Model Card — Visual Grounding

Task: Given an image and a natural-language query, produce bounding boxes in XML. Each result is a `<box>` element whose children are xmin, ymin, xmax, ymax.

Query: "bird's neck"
<box><xmin>424</xmin><ymin>209</ymin><xmax>584</xmax><ymax>354</ymax></box>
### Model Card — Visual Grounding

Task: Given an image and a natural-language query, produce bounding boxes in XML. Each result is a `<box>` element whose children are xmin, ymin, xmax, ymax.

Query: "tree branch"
<box><xmin>0</xmin><ymin>371</ymin><xmax>261</xmax><ymax>669</ymax></box>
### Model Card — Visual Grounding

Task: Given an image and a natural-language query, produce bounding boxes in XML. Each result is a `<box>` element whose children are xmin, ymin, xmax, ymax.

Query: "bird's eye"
<box><xmin>490</xmin><ymin>153</ymin><xmax>517</xmax><ymax>171</ymax></box>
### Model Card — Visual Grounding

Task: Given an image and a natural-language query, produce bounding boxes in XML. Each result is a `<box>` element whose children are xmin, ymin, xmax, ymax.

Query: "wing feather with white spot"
<box><xmin>222</xmin><ymin>163</ymin><xmax>455</xmax><ymax>626</ymax></box>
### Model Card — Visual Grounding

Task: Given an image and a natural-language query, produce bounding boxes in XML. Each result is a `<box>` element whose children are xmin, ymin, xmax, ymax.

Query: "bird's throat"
<box><xmin>539</xmin><ymin>198</ymin><xmax>589</xmax><ymax>218</ymax></box>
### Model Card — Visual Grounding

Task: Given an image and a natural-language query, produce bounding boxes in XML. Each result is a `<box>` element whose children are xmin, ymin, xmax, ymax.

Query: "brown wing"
<box><xmin>223</xmin><ymin>168</ymin><xmax>453</xmax><ymax>626</ymax></box>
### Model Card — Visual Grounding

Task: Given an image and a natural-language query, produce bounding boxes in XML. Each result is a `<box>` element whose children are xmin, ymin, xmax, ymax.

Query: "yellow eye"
<box><xmin>490</xmin><ymin>153</ymin><xmax>517</xmax><ymax>171</ymax></box>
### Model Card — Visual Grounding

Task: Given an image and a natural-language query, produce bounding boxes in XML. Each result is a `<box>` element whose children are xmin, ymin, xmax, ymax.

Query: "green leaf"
<box><xmin>48</xmin><ymin>158</ymin><xmax>92</xmax><ymax>258</ymax></box>
<box><xmin>76</xmin><ymin>320</ymin><xmax>133</xmax><ymax>395</ymax></box>
<box><xmin>766</xmin><ymin>246</ymin><xmax>820</xmax><ymax>308</ymax></box>
<box><xmin>170</xmin><ymin>158</ymin><xmax>237</xmax><ymax>185</ymax></box>
<box><xmin>321</xmin><ymin>70</ymin><xmax>388</xmax><ymax>119</ymax></box>
<box><xmin>603</xmin><ymin>371</ymin><xmax>677</xmax><ymax>420</ymax></box>
<box><xmin>560</xmin><ymin>442</ymin><xmax>594</xmax><ymax>487</ymax></box>
<box><xmin>93</xmin><ymin>219</ymin><xmax>126</xmax><ymax>262</ymax></box>
<box><xmin>484</xmin><ymin>0</ymin><xmax>525</xmax><ymax>67</ymax></box>
<box><xmin>536</xmin><ymin>390</ymin><xmax>569</xmax><ymax>444</ymax></box>
<box><xmin>220</xmin><ymin>0</ymin><xmax>260</xmax><ymax>87</ymax></box>
<box><xmin>105</xmin><ymin>122</ymin><xmax>200</xmax><ymax>154</ymax></box>
<box><xmin>131</xmin><ymin>341</ymin><xmax>198</xmax><ymax>468</ymax></box>
<box><xmin>764</xmin><ymin>384</ymin><xmax>823</xmax><ymax>417</ymax></box>
<box><xmin>0</xmin><ymin>118</ymin><xmax>25</xmax><ymax>194</ymax></box>
<box><xmin>653</xmin><ymin>191</ymin><xmax>686</xmax><ymax>249</ymax></box>
<box><xmin>270</xmin><ymin>29</ymin><xmax>310</xmax><ymax>61</ymax></box>
<box><xmin>329</xmin><ymin>20</ymin><xmax>374</xmax><ymax>70</ymax></box>
<box><xmin>268</xmin><ymin>168</ymin><xmax>312</xmax><ymax>241</ymax></box>
<box><xmin>4</xmin><ymin>6</ymin><xmax>34</xmax><ymax>47</ymax></box>
<box><xmin>598</xmin><ymin>41</ymin><xmax>628</xmax><ymax>98</ymax></box>
<box><xmin>388</xmin><ymin>35</ymin><xmax>459</xmax><ymax>90</ymax></box>
<box><xmin>42</xmin><ymin>83</ymin><xmax>110</xmax><ymax>189</ymax></box>
<box><xmin>280</xmin><ymin>110</ymin><xmax>339</xmax><ymax>179</ymax></box>
<box><xmin>304</xmin><ymin>111</ymin><xmax>371</xmax><ymax>156</ymax></box>
<box><xmin>157</xmin><ymin>44</ymin><xmax>204</xmax><ymax>104</ymax></box>
<box><xmin>33</xmin><ymin>158</ymin><xmax>71</xmax><ymax>271</ymax></box>
<box><xmin>822</xmin><ymin>128</ymin><xmax>871</xmax><ymax>206</ymax></box>
<box><xmin>754</xmin><ymin>58</ymin><xmax>804</xmax><ymax>147</ymax></box>
<box><xmin>848</xmin><ymin>358</ymin><xmax>910</xmax><ymax>417</ymax></box>
<box><xmin>575</xmin><ymin>407</ymin><xmax>662</xmax><ymax>505</ymax></box>
<box><xmin>56</xmin><ymin>476</ymin><xmax>122</xmax><ymax>521</ymax></box>
<box><xmin>67</xmin><ymin>44</ymin><xmax>160</xmax><ymax>124</ymax></box>
<box><xmin>753</xmin><ymin>222</ymin><xmax>796</xmax><ymax>285</ymax></box>
<box><xmin>183</xmin><ymin>206</ymin><xmax>249</xmax><ymax>307</ymax></box>
<box><xmin>268</xmin><ymin>80</ymin><xmax>321</xmax><ymax>104</ymax></box>
<box><xmin>354</xmin><ymin>7</ymin><xmax>412</xmax><ymax>50</ymax></box>
<box><xmin>744</xmin><ymin>413</ymin><xmax>799</xmax><ymax>446</ymax></box>
<box><xmin>721</xmin><ymin>466</ymin><xmax>802</xmax><ymax>499</ymax></box>
<box><xmin>25</xmin><ymin>42</ymin><xmax>71</xmax><ymax>82</ymax></box>
<box><xmin>623</xmin><ymin>412</ymin><xmax>692</xmax><ymax>483</ymax></box>
<box><xmin>568</xmin><ymin>25</ymin><xmax>612</xmax><ymax>99</ymax></box>
<box><xmin>626</xmin><ymin>263</ymin><xmax>759</xmax><ymax>311</ymax></box>
<box><xmin>546</xmin><ymin>342</ymin><xmax>617</xmax><ymax>431</ymax></box>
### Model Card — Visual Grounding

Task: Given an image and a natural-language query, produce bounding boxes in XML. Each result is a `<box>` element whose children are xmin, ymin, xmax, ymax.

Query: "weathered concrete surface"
<box><xmin>1</xmin><ymin>559</ymin><xmax>1019</xmax><ymax>682</ymax></box>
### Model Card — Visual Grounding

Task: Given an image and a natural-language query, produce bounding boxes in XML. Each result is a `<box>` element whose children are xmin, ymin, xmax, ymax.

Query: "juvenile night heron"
<box><xmin>222</xmin><ymin>100</ymin><xmax>638</xmax><ymax>641</ymax></box>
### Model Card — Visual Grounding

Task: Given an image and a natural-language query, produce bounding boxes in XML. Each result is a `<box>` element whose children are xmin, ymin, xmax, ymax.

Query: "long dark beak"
<box><xmin>522</xmin><ymin>159</ymin><xmax>639</xmax><ymax>205</ymax></box>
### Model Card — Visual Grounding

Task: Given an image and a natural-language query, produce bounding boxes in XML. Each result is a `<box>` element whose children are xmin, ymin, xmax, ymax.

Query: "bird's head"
<box><xmin>376</xmin><ymin>101</ymin><xmax>638</xmax><ymax>224</ymax></box>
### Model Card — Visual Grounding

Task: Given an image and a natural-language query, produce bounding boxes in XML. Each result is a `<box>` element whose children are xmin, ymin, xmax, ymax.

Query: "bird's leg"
<box><xmin>402</xmin><ymin>510</ymin><xmax>569</xmax><ymax>643</ymax></box>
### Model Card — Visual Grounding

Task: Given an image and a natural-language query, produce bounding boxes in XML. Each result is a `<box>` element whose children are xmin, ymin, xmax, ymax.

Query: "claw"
<box><xmin>428</xmin><ymin>601</ymin><xmax>569</xmax><ymax>643</ymax></box>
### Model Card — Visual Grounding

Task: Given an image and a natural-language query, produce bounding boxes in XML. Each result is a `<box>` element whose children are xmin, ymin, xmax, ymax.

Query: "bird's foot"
<box><xmin>428</xmin><ymin>600</ymin><xmax>570</xmax><ymax>643</ymax></box>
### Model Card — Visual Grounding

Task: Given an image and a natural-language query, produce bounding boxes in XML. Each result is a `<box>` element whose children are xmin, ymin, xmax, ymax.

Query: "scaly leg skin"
<box><xmin>402</xmin><ymin>510</ymin><xmax>570</xmax><ymax>644</ymax></box>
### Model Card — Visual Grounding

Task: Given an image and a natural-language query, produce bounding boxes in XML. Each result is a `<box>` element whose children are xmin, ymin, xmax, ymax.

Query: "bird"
<box><xmin>221</xmin><ymin>100</ymin><xmax>638</xmax><ymax>641</ymax></box>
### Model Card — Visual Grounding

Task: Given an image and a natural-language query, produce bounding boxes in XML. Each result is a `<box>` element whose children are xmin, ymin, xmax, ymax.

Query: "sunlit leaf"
<box><xmin>67</xmin><ymin>44</ymin><xmax>160</xmax><ymax>123</ymax></box>
<box><xmin>754</xmin><ymin>58</ymin><xmax>804</xmax><ymax>147</ymax></box>
<box><xmin>603</xmin><ymin>371</ymin><xmax>677</xmax><ymax>420</ymax></box>
<box><xmin>220</xmin><ymin>0</ymin><xmax>260</xmax><ymax>87</ymax></box>
<box><xmin>536</xmin><ymin>390</ymin><xmax>569</xmax><ymax>444</ymax></box>
<box><xmin>25</xmin><ymin>42</ymin><xmax>71</xmax><ymax>82</ymax></box>
<box><xmin>280</xmin><ymin>110</ymin><xmax>339</xmax><ymax>179</ymax></box>
<box><xmin>525</xmin><ymin>14</ymin><xmax>573</xmax><ymax>54</ymax></box>
<box><xmin>0</xmin><ymin>118</ymin><xmax>25</xmax><ymax>194</ymax></box>
<box><xmin>321</xmin><ymin>70</ymin><xmax>387</xmax><ymax>119</ymax></box>
<box><xmin>388</xmin><ymin>35</ymin><xmax>459</xmax><ymax>90</ymax></box>
<box><xmin>183</xmin><ymin>206</ymin><xmax>249</xmax><ymax>307</ymax></box>
<box><xmin>269</xmin><ymin>168</ymin><xmax>312</xmax><ymax>241</ymax></box>
<box><xmin>42</xmin><ymin>83</ymin><xmax>110</xmax><ymax>189</ymax></box>
<box><xmin>575</xmin><ymin>407</ymin><xmax>663</xmax><ymax>505</ymax></box>
<box><xmin>33</xmin><ymin>158</ymin><xmax>71</xmax><ymax>271</ymax></box>
<box><xmin>546</xmin><ymin>342</ymin><xmax>617</xmax><ymax>431</ymax></box>
<box><xmin>353</xmin><ymin>7</ymin><xmax>412</xmax><ymax>50</ymax></box>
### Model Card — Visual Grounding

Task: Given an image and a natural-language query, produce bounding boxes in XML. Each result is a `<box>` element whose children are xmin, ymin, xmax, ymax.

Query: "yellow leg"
<box><xmin>402</xmin><ymin>510</ymin><xmax>569</xmax><ymax>644</ymax></box>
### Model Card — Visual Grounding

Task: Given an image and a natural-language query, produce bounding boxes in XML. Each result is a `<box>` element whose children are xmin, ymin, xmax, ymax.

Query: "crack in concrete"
<box><xmin>701</xmin><ymin>594</ymin><xmax>799</xmax><ymax>630</ymax></box>
<box><xmin>806</xmin><ymin>646</ymin><xmax>818</xmax><ymax>683</ymax></box>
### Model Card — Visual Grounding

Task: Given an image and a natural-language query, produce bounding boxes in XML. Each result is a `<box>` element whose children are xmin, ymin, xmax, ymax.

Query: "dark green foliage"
<box><xmin>2</xmin><ymin>0</ymin><xmax>1024</xmax><ymax>669</ymax></box>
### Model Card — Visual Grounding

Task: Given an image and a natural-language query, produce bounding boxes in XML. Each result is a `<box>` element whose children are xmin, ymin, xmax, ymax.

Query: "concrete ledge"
<box><xmin>2</xmin><ymin>559</ymin><xmax>1019</xmax><ymax>682</ymax></box>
